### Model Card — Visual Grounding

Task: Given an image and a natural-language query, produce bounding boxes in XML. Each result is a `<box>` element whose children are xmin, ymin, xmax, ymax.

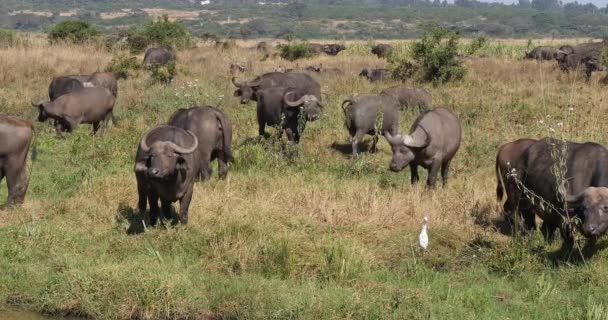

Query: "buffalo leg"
<box><xmin>161</xmin><ymin>200</ymin><xmax>172</xmax><ymax>221</ymax></box>
<box><xmin>426</xmin><ymin>161</ymin><xmax>441</xmax><ymax>189</ymax></box>
<box><xmin>178</xmin><ymin>185</ymin><xmax>194</xmax><ymax>224</ymax></box>
<box><xmin>136</xmin><ymin>175</ymin><xmax>147</xmax><ymax>213</ymax></box>
<box><xmin>369</xmin><ymin>135</ymin><xmax>379</xmax><ymax>153</ymax></box>
<box><xmin>148</xmin><ymin>191</ymin><xmax>160</xmax><ymax>226</ymax></box>
<box><xmin>541</xmin><ymin>222</ymin><xmax>558</xmax><ymax>242</ymax></box>
<box><xmin>351</xmin><ymin>130</ymin><xmax>365</xmax><ymax>156</ymax></box>
<box><xmin>92</xmin><ymin>122</ymin><xmax>101</xmax><ymax>135</ymax></box>
<box><xmin>54</xmin><ymin>121</ymin><xmax>66</xmax><ymax>138</ymax></box>
<box><xmin>258</xmin><ymin>121</ymin><xmax>267</xmax><ymax>137</ymax></box>
<box><xmin>410</xmin><ymin>164</ymin><xmax>419</xmax><ymax>185</ymax></box>
<box><xmin>4</xmin><ymin>161</ymin><xmax>28</xmax><ymax>209</ymax></box>
<box><xmin>218</xmin><ymin>157</ymin><xmax>228</xmax><ymax>180</ymax></box>
<box><xmin>441</xmin><ymin>160</ymin><xmax>451</xmax><ymax>187</ymax></box>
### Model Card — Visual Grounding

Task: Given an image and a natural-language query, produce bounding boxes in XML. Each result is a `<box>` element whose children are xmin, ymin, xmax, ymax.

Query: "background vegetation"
<box><xmin>1</xmin><ymin>34</ymin><xmax>608</xmax><ymax>319</ymax></box>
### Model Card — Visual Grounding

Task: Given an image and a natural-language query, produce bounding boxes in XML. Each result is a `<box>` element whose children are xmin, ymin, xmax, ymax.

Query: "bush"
<box><xmin>148</xmin><ymin>60</ymin><xmax>177</xmax><ymax>84</ymax></box>
<box><xmin>105</xmin><ymin>54</ymin><xmax>140</xmax><ymax>79</ymax></box>
<box><xmin>48</xmin><ymin>20</ymin><xmax>101</xmax><ymax>44</ymax></box>
<box><xmin>278</xmin><ymin>42</ymin><xmax>313</xmax><ymax>61</ymax></box>
<box><xmin>392</xmin><ymin>26</ymin><xmax>465</xmax><ymax>84</ymax></box>
<box><xmin>466</xmin><ymin>35</ymin><xmax>488</xmax><ymax>56</ymax></box>
<box><xmin>125</xmin><ymin>15</ymin><xmax>192</xmax><ymax>53</ymax></box>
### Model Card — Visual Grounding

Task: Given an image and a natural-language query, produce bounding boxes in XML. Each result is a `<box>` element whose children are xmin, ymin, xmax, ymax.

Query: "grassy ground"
<box><xmin>1</xmin><ymin>38</ymin><xmax>608</xmax><ymax>319</ymax></box>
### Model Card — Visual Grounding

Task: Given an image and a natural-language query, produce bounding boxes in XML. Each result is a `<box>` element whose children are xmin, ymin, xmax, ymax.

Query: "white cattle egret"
<box><xmin>419</xmin><ymin>216</ymin><xmax>429</xmax><ymax>251</ymax></box>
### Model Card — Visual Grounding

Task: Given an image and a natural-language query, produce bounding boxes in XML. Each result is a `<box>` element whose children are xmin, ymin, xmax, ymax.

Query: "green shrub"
<box><xmin>148</xmin><ymin>60</ymin><xmax>177</xmax><ymax>84</ymax></box>
<box><xmin>0</xmin><ymin>28</ymin><xmax>18</xmax><ymax>48</ymax></box>
<box><xmin>105</xmin><ymin>54</ymin><xmax>140</xmax><ymax>79</ymax></box>
<box><xmin>466</xmin><ymin>35</ymin><xmax>488</xmax><ymax>55</ymax></box>
<box><xmin>125</xmin><ymin>15</ymin><xmax>192</xmax><ymax>53</ymax></box>
<box><xmin>278</xmin><ymin>42</ymin><xmax>313</xmax><ymax>61</ymax></box>
<box><xmin>48</xmin><ymin>20</ymin><xmax>101</xmax><ymax>44</ymax></box>
<box><xmin>392</xmin><ymin>26</ymin><xmax>465</xmax><ymax>84</ymax></box>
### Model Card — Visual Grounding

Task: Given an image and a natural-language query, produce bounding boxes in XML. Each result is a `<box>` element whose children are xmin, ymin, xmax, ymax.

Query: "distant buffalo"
<box><xmin>380</xmin><ymin>86</ymin><xmax>432</xmax><ymax>112</ymax></box>
<box><xmin>0</xmin><ymin>115</ymin><xmax>33</xmax><ymax>209</ymax></box>
<box><xmin>524</xmin><ymin>46</ymin><xmax>558</xmax><ymax>61</ymax></box>
<box><xmin>371</xmin><ymin>44</ymin><xmax>393</xmax><ymax>59</ymax></box>
<box><xmin>143</xmin><ymin>47</ymin><xmax>176</xmax><ymax>67</ymax></box>
<box><xmin>342</xmin><ymin>94</ymin><xmax>400</xmax><ymax>156</ymax></box>
<box><xmin>232</xmin><ymin>72</ymin><xmax>321</xmax><ymax>104</ymax></box>
<box><xmin>386</xmin><ymin>108</ymin><xmax>461</xmax><ymax>188</ymax></box>
<box><xmin>360</xmin><ymin>68</ymin><xmax>391</xmax><ymax>82</ymax></box>
<box><xmin>322</xmin><ymin>44</ymin><xmax>346</xmax><ymax>56</ymax></box>
<box><xmin>33</xmin><ymin>87</ymin><xmax>116</xmax><ymax>136</ymax></box>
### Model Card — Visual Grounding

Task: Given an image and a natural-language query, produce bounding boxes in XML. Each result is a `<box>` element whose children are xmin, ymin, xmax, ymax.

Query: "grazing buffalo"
<box><xmin>360</xmin><ymin>68</ymin><xmax>390</xmax><ymax>82</ymax></box>
<box><xmin>495</xmin><ymin>138</ymin><xmax>537</xmax><ymax>220</ymax></box>
<box><xmin>143</xmin><ymin>47</ymin><xmax>175</xmax><ymax>67</ymax></box>
<box><xmin>372</xmin><ymin>44</ymin><xmax>393</xmax><ymax>59</ymax></box>
<box><xmin>168</xmin><ymin>106</ymin><xmax>233</xmax><ymax>180</ymax></box>
<box><xmin>0</xmin><ymin>115</ymin><xmax>33</xmax><ymax>209</ymax></box>
<box><xmin>517</xmin><ymin>138</ymin><xmax>608</xmax><ymax>246</ymax></box>
<box><xmin>33</xmin><ymin>87</ymin><xmax>116</xmax><ymax>136</ymax></box>
<box><xmin>48</xmin><ymin>76</ymin><xmax>85</xmax><ymax>101</ymax></box>
<box><xmin>380</xmin><ymin>86</ymin><xmax>432</xmax><ymax>112</ymax></box>
<box><xmin>256</xmin><ymin>86</ymin><xmax>324</xmax><ymax>143</ymax></box>
<box><xmin>135</xmin><ymin>125</ymin><xmax>200</xmax><ymax>225</ymax></box>
<box><xmin>385</xmin><ymin>108</ymin><xmax>461</xmax><ymax>188</ymax></box>
<box><xmin>342</xmin><ymin>94</ymin><xmax>400</xmax><ymax>156</ymax></box>
<box><xmin>322</xmin><ymin>44</ymin><xmax>346</xmax><ymax>56</ymax></box>
<box><xmin>524</xmin><ymin>46</ymin><xmax>558</xmax><ymax>61</ymax></box>
<box><xmin>232</xmin><ymin>72</ymin><xmax>321</xmax><ymax>104</ymax></box>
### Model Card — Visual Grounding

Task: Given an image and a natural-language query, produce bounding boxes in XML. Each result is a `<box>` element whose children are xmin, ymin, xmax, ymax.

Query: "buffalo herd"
<box><xmin>525</xmin><ymin>40</ymin><xmax>607</xmax><ymax>81</ymax></box>
<box><xmin>2</xmin><ymin>41</ymin><xmax>608</xmax><ymax>253</ymax></box>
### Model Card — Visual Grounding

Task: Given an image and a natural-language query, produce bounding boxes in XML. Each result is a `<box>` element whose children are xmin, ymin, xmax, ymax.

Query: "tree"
<box><xmin>48</xmin><ymin>20</ymin><xmax>100</xmax><ymax>44</ymax></box>
<box><xmin>531</xmin><ymin>0</ymin><xmax>560</xmax><ymax>11</ymax></box>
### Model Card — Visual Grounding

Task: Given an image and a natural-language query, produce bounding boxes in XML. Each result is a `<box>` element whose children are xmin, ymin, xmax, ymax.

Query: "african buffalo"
<box><xmin>256</xmin><ymin>86</ymin><xmax>324</xmax><ymax>143</ymax></box>
<box><xmin>143</xmin><ymin>47</ymin><xmax>176</xmax><ymax>67</ymax></box>
<box><xmin>360</xmin><ymin>68</ymin><xmax>390</xmax><ymax>82</ymax></box>
<box><xmin>559</xmin><ymin>45</ymin><xmax>574</xmax><ymax>55</ymax></box>
<box><xmin>342</xmin><ymin>94</ymin><xmax>400</xmax><ymax>156</ymax></box>
<box><xmin>323</xmin><ymin>44</ymin><xmax>346</xmax><ymax>56</ymax></box>
<box><xmin>135</xmin><ymin>125</ymin><xmax>200</xmax><ymax>225</ymax></box>
<box><xmin>385</xmin><ymin>108</ymin><xmax>461</xmax><ymax>188</ymax></box>
<box><xmin>49</xmin><ymin>72</ymin><xmax>119</xmax><ymax>101</ymax></box>
<box><xmin>232</xmin><ymin>72</ymin><xmax>321</xmax><ymax>104</ymax></box>
<box><xmin>517</xmin><ymin>138</ymin><xmax>608</xmax><ymax>246</ymax></box>
<box><xmin>168</xmin><ymin>106</ymin><xmax>233</xmax><ymax>180</ymax></box>
<box><xmin>33</xmin><ymin>87</ymin><xmax>116</xmax><ymax>136</ymax></box>
<box><xmin>495</xmin><ymin>138</ymin><xmax>537</xmax><ymax>220</ymax></box>
<box><xmin>305</xmin><ymin>64</ymin><xmax>342</xmax><ymax>74</ymax></box>
<box><xmin>372</xmin><ymin>44</ymin><xmax>393</xmax><ymax>59</ymax></box>
<box><xmin>555</xmin><ymin>52</ymin><xmax>601</xmax><ymax>81</ymax></box>
<box><xmin>48</xmin><ymin>76</ymin><xmax>85</xmax><ymax>101</ymax></box>
<box><xmin>0</xmin><ymin>115</ymin><xmax>33</xmax><ymax>209</ymax></box>
<box><xmin>380</xmin><ymin>86</ymin><xmax>432</xmax><ymax>112</ymax></box>
<box><xmin>524</xmin><ymin>46</ymin><xmax>558</xmax><ymax>61</ymax></box>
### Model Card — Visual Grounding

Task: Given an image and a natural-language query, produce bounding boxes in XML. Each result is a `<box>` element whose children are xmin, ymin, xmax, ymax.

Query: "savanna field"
<box><xmin>2</xmin><ymin>37</ymin><xmax>608</xmax><ymax>319</ymax></box>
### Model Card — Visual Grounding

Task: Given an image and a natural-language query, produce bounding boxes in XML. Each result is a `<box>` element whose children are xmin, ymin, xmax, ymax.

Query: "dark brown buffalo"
<box><xmin>322</xmin><ymin>44</ymin><xmax>346</xmax><ymax>56</ymax></box>
<box><xmin>524</xmin><ymin>46</ymin><xmax>558</xmax><ymax>61</ymax></box>
<box><xmin>360</xmin><ymin>68</ymin><xmax>390</xmax><ymax>82</ymax></box>
<box><xmin>342</xmin><ymin>94</ymin><xmax>400</xmax><ymax>156</ymax></box>
<box><xmin>517</xmin><ymin>138</ymin><xmax>608</xmax><ymax>246</ymax></box>
<box><xmin>0</xmin><ymin>115</ymin><xmax>33</xmax><ymax>209</ymax></box>
<box><xmin>232</xmin><ymin>72</ymin><xmax>321</xmax><ymax>104</ymax></box>
<box><xmin>380</xmin><ymin>86</ymin><xmax>432</xmax><ymax>112</ymax></box>
<box><xmin>386</xmin><ymin>108</ymin><xmax>461</xmax><ymax>188</ymax></box>
<box><xmin>495</xmin><ymin>138</ymin><xmax>537</xmax><ymax>219</ymax></box>
<box><xmin>143</xmin><ymin>47</ymin><xmax>176</xmax><ymax>67</ymax></box>
<box><xmin>33</xmin><ymin>87</ymin><xmax>116</xmax><ymax>136</ymax></box>
<box><xmin>555</xmin><ymin>52</ymin><xmax>602</xmax><ymax>81</ymax></box>
<box><xmin>371</xmin><ymin>44</ymin><xmax>393</xmax><ymax>58</ymax></box>
<box><xmin>168</xmin><ymin>106</ymin><xmax>233</xmax><ymax>180</ymax></box>
<box><xmin>135</xmin><ymin>125</ymin><xmax>200</xmax><ymax>225</ymax></box>
<box><xmin>256</xmin><ymin>86</ymin><xmax>324</xmax><ymax>143</ymax></box>
<box><xmin>48</xmin><ymin>76</ymin><xmax>85</xmax><ymax>101</ymax></box>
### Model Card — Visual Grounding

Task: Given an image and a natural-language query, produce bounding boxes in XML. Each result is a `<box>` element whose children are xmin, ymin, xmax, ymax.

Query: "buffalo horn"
<box><xmin>167</xmin><ymin>130</ymin><xmax>199</xmax><ymax>154</ymax></box>
<box><xmin>284</xmin><ymin>91</ymin><xmax>307</xmax><ymax>107</ymax></box>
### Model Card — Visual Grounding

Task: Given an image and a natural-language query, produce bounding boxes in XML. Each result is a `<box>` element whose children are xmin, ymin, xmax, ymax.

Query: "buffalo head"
<box><xmin>137</xmin><ymin>126</ymin><xmax>199</xmax><ymax>180</ymax></box>
<box><xmin>232</xmin><ymin>77</ymin><xmax>261</xmax><ymax>104</ymax></box>
<box><xmin>566</xmin><ymin>187</ymin><xmax>608</xmax><ymax>238</ymax></box>
<box><xmin>283</xmin><ymin>91</ymin><xmax>324</xmax><ymax>122</ymax></box>
<box><xmin>385</xmin><ymin>128</ymin><xmax>429</xmax><ymax>172</ymax></box>
<box><xmin>31</xmin><ymin>100</ymin><xmax>51</xmax><ymax>122</ymax></box>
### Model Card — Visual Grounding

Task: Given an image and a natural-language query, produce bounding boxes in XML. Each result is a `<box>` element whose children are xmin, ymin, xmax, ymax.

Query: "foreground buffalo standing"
<box><xmin>33</xmin><ymin>87</ymin><xmax>116</xmax><ymax>136</ymax></box>
<box><xmin>135</xmin><ymin>126</ymin><xmax>199</xmax><ymax>225</ymax></box>
<box><xmin>0</xmin><ymin>115</ymin><xmax>33</xmax><ymax>209</ymax></box>
<box><xmin>380</xmin><ymin>86</ymin><xmax>432</xmax><ymax>112</ymax></box>
<box><xmin>516</xmin><ymin>138</ymin><xmax>608</xmax><ymax>245</ymax></box>
<box><xmin>143</xmin><ymin>47</ymin><xmax>176</xmax><ymax>67</ymax></box>
<box><xmin>386</xmin><ymin>108</ymin><xmax>461</xmax><ymax>188</ymax></box>
<box><xmin>232</xmin><ymin>72</ymin><xmax>321</xmax><ymax>104</ymax></box>
<box><xmin>524</xmin><ymin>46</ymin><xmax>558</xmax><ymax>61</ymax></box>
<box><xmin>495</xmin><ymin>138</ymin><xmax>537</xmax><ymax>220</ymax></box>
<box><xmin>168</xmin><ymin>106</ymin><xmax>234</xmax><ymax>180</ymax></box>
<box><xmin>256</xmin><ymin>86</ymin><xmax>324</xmax><ymax>143</ymax></box>
<box><xmin>342</xmin><ymin>94</ymin><xmax>400</xmax><ymax>156</ymax></box>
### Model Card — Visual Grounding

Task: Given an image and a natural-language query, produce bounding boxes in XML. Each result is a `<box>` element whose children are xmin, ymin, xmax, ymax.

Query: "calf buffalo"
<box><xmin>495</xmin><ymin>138</ymin><xmax>537</xmax><ymax>219</ymax></box>
<box><xmin>386</xmin><ymin>108</ymin><xmax>461</xmax><ymax>188</ymax></box>
<box><xmin>342</xmin><ymin>94</ymin><xmax>400</xmax><ymax>156</ymax></box>
<box><xmin>33</xmin><ymin>87</ymin><xmax>116</xmax><ymax>136</ymax></box>
<box><xmin>135</xmin><ymin>125</ymin><xmax>199</xmax><ymax>225</ymax></box>
<box><xmin>256</xmin><ymin>86</ymin><xmax>324</xmax><ymax>143</ymax></box>
<box><xmin>380</xmin><ymin>86</ymin><xmax>432</xmax><ymax>112</ymax></box>
<box><xmin>143</xmin><ymin>47</ymin><xmax>175</xmax><ymax>67</ymax></box>
<box><xmin>0</xmin><ymin>115</ymin><xmax>33</xmax><ymax>209</ymax></box>
<box><xmin>168</xmin><ymin>106</ymin><xmax>233</xmax><ymax>180</ymax></box>
<box><xmin>360</xmin><ymin>68</ymin><xmax>390</xmax><ymax>82</ymax></box>
<box><xmin>517</xmin><ymin>138</ymin><xmax>608</xmax><ymax>245</ymax></box>
<box><xmin>232</xmin><ymin>72</ymin><xmax>321</xmax><ymax>104</ymax></box>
